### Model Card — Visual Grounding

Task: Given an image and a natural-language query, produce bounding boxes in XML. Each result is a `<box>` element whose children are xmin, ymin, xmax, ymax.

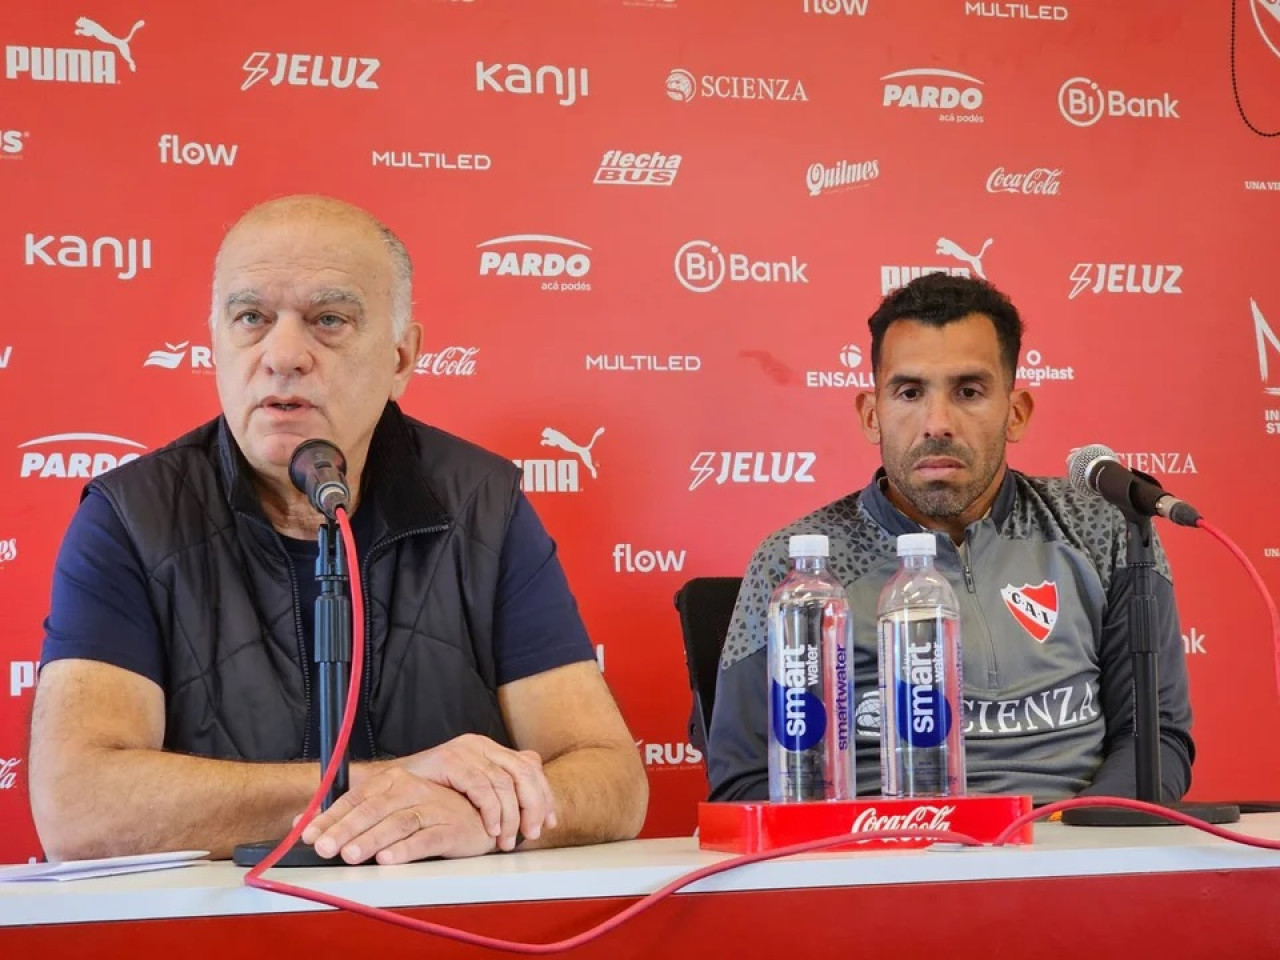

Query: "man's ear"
<box><xmin>855</xmin><ymin>391</ymin><xmax>880</xmax><ymax>444</ymax></box>
<box><xmin>1006</xmin><ymin>387</ymin><xmax>1034</xmax><ymax>443</ymax></box>
<box><xmin>389</xmin><ymin>321</ymin><xmax>422</xmax><ymax>401</ymax></box>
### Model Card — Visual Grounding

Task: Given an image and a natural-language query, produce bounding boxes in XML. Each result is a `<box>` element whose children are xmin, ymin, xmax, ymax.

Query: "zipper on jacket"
<box><xmin>960</xmin><ymin>541</ymin><xmax>1000</xmax><ymax>687</ymax></box>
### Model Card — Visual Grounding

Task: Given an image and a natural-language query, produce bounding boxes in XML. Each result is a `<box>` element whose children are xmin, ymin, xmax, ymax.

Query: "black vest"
<box><xmin>86</xmin><ymin>403</ymin><xmax>520</xmax><ymax>761</ymax></box>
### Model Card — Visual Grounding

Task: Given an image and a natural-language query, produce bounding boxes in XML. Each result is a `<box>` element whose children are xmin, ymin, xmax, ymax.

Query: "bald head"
<box><xmin>211</xmin><ymin>195</ymin><xmax>413</xmax><ymax>338</ymax></box>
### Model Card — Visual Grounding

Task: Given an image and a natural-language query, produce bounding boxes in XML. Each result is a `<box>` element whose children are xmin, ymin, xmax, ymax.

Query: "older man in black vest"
<box><xmin>29</xmin><ymin>195</ymin><xmax>648</xmax><ymax>865</ymax></box>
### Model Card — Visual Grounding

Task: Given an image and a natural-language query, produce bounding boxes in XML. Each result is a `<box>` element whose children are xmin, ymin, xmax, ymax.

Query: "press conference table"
<box><xmin>3</xmin><ymin>815</ymin><xmax>1279</xmax><ymax>958</ymax></box>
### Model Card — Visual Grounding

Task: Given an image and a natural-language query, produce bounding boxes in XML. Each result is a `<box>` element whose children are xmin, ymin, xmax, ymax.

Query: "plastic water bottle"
<box><xmin>767</xmin><ymin>534</ymin><xmax>853</xmax><ymax>802</ymax></box>
<box><xmin>877</xmin><ymin>532</ymin><xmax>966</xmax><ymax>797</ymax></box>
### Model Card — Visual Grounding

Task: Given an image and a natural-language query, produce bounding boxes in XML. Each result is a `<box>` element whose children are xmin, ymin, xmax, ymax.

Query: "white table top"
<box><xmin>3</xmin><ymin>813</ymin><xmax>1279</xmax><ymax>928</ymax></box>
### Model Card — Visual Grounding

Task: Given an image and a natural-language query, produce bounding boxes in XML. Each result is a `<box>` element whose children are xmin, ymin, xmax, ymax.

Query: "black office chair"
<box><xmin>673</xmin><ymin>577</ymin><xmax>743</xmax><ymax>756</ymax></box>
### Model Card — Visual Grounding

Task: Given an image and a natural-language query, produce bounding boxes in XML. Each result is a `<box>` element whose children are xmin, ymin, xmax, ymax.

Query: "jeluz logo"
<box><xmin>806</xmin><ymin>344</ymin><xmax>875</xmax><ymax>389</ymax></box>
<box><xmin>594</xmin><ymin>150</ymin><xmax>682</xmax><ymax>186</ymax></box>
<box><xmin>5</xmin><ymin>17</ymin><xmax>144</xmax><ymax>85</ymax></box>
<box><xmin>636</xmin><ymin>740</ymin><xmax>703</xmax><ymax>768</ymax></box>
<box><xmin>1000</xmin><ymin>581</ymin><xmax>1058</xmax><ymax>643</ymax></box>
<box><xmin>1058</xmin><ymin>77</ymin><xmax>1179</xmax><ymax>127</ymax></box>
<box><xmin>415</xmin><ymin>346</ymin><xmax>478</xmax><ymax>376</ymax></box>
<box><xmin>512</xmin><ymin>427</ymin><xmax>605</xmax><ymax>494</ymax></box>
<box><xmin>986</xmin><ymin>166</ymin><xmax>1061</xmax><ymax>196</ymax></box>
<box><xmin>10</xmin><ymin>661</ymin><xmax>38</xmax><ymax>698</ymax></box>
<box><xmin>665</xmin><ymin>68</ymin><xmax>809</xmax><ymax>103</ymax></box>
<box><xmin>18</xmin><ymin>433</ymin><xmax>146</xmax><ymax>479</ymax></box>
<box><xmin>1</xmin><ymin>130</ymin><xmax>29</xmax><ymax>159</ymax></box>
<box><xmin>688</xmin><ymin>452</ymin><xmax>816</xmax><ymax>491</ymax></box>
<box><xmin>803</xmin><ymin>0</ymin><xmax>870</xmax><ymax>15</ymax></box>
<box><xmin>158</xmin><ymin>135</ymin><xmax>238</xmax><ymax>166</ymax></box>
<box><xmin>1253</xmin><ymin>299</ymin><xmax>1280</xmax><ymax>437</ymax></box>
<box><xmin>674</xmin><ymin>240</ymin><xmax>809</xmax><ymax>293</ymax></box>
<box><xmin>25</xmin><ymin>234</ymin><xmax>152</xmax><ymax>281</ymax></box>
<box><xmin>143</xmin><ymin>341</ymin><xmax>213</xmax><ymax>371</ymax></box>
<box><xmin>965</xmin><ymin>2</ymin><xmax>1068</xmax><ymax>19</ymax></box>
<box><xmin>881</xmin><ymin>236</ymin><xmax>992</xmax><ymax>295</ymax></box>
<box><xmin>1253</xmin><ymin>0</ymin><xmax>1280</xmax><ymax>59</ymax></box>
<box><xmin>1016</xmin><ymin>348</ymin><xmax>1074</xmax><ymax>388</ymax></box>
<box><xmin>807</xmin><ymin>158</ymin><xmax>880</xmax><ymax>197</ymax></box>
<box><xmin>1067</xmin><ymin>263</ymin><xmax>1182</xmax><ymax>300</ymax></box>
<box><xmin>1182</xmin><ymin>627</ymin><xmax>1207</xmax><ymax>656</ymax></box>
<box><xmin>613</xmin><ymin>544</ymin><xmax>686</xmax><ymax>574</ymax></box>
<box><xmin>477</xmin><ymin>234</ymin><xmax>592</xmax><ymax>292</ymax></box>
<box><xmin>476</xmin><ymin>61</ymin><xmax>588</xmax><ymax>107</ymax></box>
<box><xmin>0</xmin><ymin>757</ymin><xmax>20</xmax><ymax>791</ymax></box>
<box><xmin>241</xmin><ymin>53</ymin><xmax>379</xmax><ymax>92</ymax></box>
<box><xmin>0</xmin><ymin>538</ymin><xmax>16</xmax><ymax>566</ymax></box>
<box><xmin>882</xmin><ymin>68</ymin><xmax>984</xmax><ymax>122</ymax></box>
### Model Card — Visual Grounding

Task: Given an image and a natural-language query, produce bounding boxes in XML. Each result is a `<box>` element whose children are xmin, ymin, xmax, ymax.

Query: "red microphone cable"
<box><xmin>1196</xmin><ymin>518</ymin><xmax>1280</xmax><ymax>697</ymax></box>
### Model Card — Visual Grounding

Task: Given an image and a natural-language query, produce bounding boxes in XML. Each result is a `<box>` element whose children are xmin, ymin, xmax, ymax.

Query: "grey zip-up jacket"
<box><xmin>707</xmin><ymin>469</ymin><xmax>1194</xmax><ymax>803</ymax></box>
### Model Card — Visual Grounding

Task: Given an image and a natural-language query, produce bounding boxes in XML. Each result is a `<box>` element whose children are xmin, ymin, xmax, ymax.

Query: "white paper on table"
<box><xmin>0</xmin><ymin>850</ymin><xmax>209</xmax><ymax>883</ymax></box>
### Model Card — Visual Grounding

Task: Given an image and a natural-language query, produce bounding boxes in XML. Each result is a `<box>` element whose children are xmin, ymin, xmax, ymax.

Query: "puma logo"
<box><xmin>541</xmin><ymin>427</ymin><xmax>605</xmax><ymax>479</ymax></box>
<box><xmin>936</xmin><ymin>236</ymin><xmax>993</xmax><ymax>279</ymax></box>
<box><xmin>74</xmin><ymin>17</ymin><xmax>145</xmax><ymax>72</ymax></box>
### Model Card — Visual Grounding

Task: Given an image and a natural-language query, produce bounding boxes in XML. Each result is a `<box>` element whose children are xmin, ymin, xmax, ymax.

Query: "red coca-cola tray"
<box><xmin>698</xmin><ymin>795</ymin><xmax>1034</xmax><ymax>853</ymax></box>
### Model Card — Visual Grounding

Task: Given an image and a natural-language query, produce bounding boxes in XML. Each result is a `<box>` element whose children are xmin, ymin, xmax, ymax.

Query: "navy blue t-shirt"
<box><xmin>41</xmin><ymin>489</ymin><xmax>596</xmax><ymax>760</ymax></box>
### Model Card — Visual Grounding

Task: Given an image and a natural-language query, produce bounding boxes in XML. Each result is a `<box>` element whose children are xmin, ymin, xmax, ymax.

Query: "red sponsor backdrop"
<box><xmin>1</xmin><ymin>0</ymin><xmax>1278</xmax><ymax>863</ymax></box>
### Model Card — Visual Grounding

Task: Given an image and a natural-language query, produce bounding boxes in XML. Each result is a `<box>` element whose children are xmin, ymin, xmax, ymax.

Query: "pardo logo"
<box><xmin>10</xmin><ymin>661</ymin><xmax>38</xmax><ymax>698</ymax></box>
<box><xmin>674</xmin><ymin>240</ymin><xmax>809</xmax><ymax>293</ymax></box>
<box><xmin>986</xmin><ymin>166</ymin><xmax>1061</xmax><ymax>196</ymax></box>
<box><xmin>613</xmin><ymin>544</ymin><xmax>686</xmax><ymax>574</ymax></box>
<box><xmin>806</xmin><ymin>344</ymin><xmax>875</xmax><ymax>389</ymax></box>
<box><xmin>1254</xmin><ymin>0</ymin><xmax>1280</xmax><ymax>59</ymax></box>
<box><xmin>1</xmin><ymin>130</ymin><xmax>28</xmax><ymax>158</ymax></box>
<box><xmin>637</xmin><ymin>740</ymin><xmax>704</xmax><ymax>768</ymax></box>
<box><xmin>25</xmin><ymin>234</ymin><xmax>152</xmax><ymax>281</ymax></box>
<box><xmin>666</xmin><ymin>68</ymin><xmax>809</xmax><ymax>103</ymax></box>
<box><xmin>144</xmin><ymin>341</ymin><xmax>213</xmax><ymax>371</ymax></box>
<box><xmin>415</xmin><ymin>346</ymin><xmax>479</xmax><ymax>376</ymax></box>
<box><xmin>0</xmin><ymin>538</ymin><xmax>17</xmax><ymax>565</ymax></box>
<box><xmin>0</xmin><ymin>757</ymin><xmax>19</xmax><ymax>790</ymax></box>
<box><xmin>594</xmin><ymin>150</ymin><xmax>682</xmax><ymax>186</ymax></box>
<box><xmin>803</xmin><ymin>0</ymin><xmax>870</xmax><ymax>14</ymax></box>
<box><xmin>689</xmin><ymin>452</ymin><xmax>816</xmax><ymax>491</ymax></box>
<box><xmin>476</xmin><ymin>61</ymin><xmax>588</xmax><ymax>107</ymax></box>
<box><xmin>1068</xmin><ymin>263</ymin><xmax>1183</xmax><ymax>300</ymax></box>
<box><xmin>807</xmin><ymin>158</ymin><xmax>881</xmax><ymax>197</ymax></box>
<box><xmin>882</xmin><ymin>68</ymin><xmax>984</xmax><ymax>122</ymax></box>
<box><xmin>158</xmin><ymin>135</ymin><xmax>238</xmax><ymax>166</ymax></box>
<box><xmin>477</xmin><ymin>234</ymin><xmax>592</xmax><ymax>292</ymax></box>
<box><xmin>850</xmin><ymin>805</ymin><xmax>955</xmax><ymax>839</ymax></box>
<box><xmin>1058</xmin><ymin>77</ymin><xmax>1179</xmax><ymax>127</ymax></box>
<box><xmin>1016</xmin><ymin>349</ymin><xmax>1074</xmax><ymax>387</ymax></box>
<box><xmin>512</xmin><ymin>427</ymin><xmax>605</xmax><ymax>494</ymax></box>
<box><xmin>19</xmin><ymin>433</ymin><xmax>146</xmax><ymax>479</ymax></box>
<box><xmin>242</xmin><ymin>53</ymin><xmax>379</xmax><ymax>91</ymax></box>
<box><xmin>882</xmin><ymin>236</ymin><xmax>992</xmax><ymax>295</ymax></box>
<box><xmin>5</xmin><ymin>17</ymin><xmax>144</xmax><ymax>85</ymax></box>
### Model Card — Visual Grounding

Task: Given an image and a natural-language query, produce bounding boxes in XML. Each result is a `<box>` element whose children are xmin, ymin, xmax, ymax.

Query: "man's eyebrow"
<box><xmin>309</xmin><ymin>288</ymin><xmax>365</xmax><ymax>311</ymax></box>
<box><xmin>224</xmin><ymin>290</ymin><xmax>264</xmax><ymax>311</ymax></box>
<box><xmin>883</xmin><ymin>369</ymin><xmax>997</xmax><ymax>388</ymax></box>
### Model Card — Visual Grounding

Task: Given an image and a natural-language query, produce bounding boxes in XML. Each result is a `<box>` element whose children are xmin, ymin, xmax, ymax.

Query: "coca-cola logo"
<box><xmin>415</xmin><ymin>346</ymin><xmax>479</xmax><ymax>376</ymax></box>
<box><xmin>986</xmin><ymin>166</ymin><xmax>1062</xmax><ymax>196</ymax></box>
<box><xmin>849</xmin><ymin>804</ymin><xmax>956</xmax><ymax>840</ymax></box>
<box><xmin>0</xmin><ymin>757</ymin><xmax>20</xmax><ymax>790</ymax></box>
<box><xmin>0</xmin><ymin>538</ymin><xmax>15</xmax><ymax>564</ymax></box>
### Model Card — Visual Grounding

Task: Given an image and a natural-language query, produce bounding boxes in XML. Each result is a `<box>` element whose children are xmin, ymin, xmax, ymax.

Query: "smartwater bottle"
<box><xmin>767</xmin><ymin>534</ymin><xmax>853</xmax><ymax>802</ymax></box>
<box><xmin>877</xmin><ymin>533</ymin><xmax>966</xmax><ymax>797</ymax></box>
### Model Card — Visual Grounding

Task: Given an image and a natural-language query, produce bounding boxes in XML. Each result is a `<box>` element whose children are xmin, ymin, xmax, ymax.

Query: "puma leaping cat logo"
<box><xmin>74</xmin><ymin>17</ymin><xmax>146</xmax><ymax>72</ymax></box>
<box><xmin>936</xmin><ymin>236</ymin><xmax>993</xmax><ymax>279</ymax></box>
<box><xmin>541</xmin><ymin>427</ymin><xmax>605</xmax><ymax>479</ymax></box>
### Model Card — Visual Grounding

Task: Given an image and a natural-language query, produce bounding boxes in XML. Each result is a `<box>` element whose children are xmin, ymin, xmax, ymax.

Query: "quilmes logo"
<box><xmin>143</xmin><ymin>341</ymin><xmax>213</xmax><ymax>371</ymax></box>
<box><xmin>5</xmin><ymin>17</ymin><xmax>144</xmax><ymax>85</ymax></box>
<box><xmin>882</xmin><ymin>68</ymin><xmax>984</xmax><ymax>122</ymax></box>
<box><xmin>512</xmin><ymin>427</ymin><xmax>605</xmax><ymax>494</ymax></box>
<box><xmin>806</xmin><ymin>344</ymin><xmax>875</xmax><ymax>389</ymax></box>
<box><xmin>594</xmin><ymin>150</ymin><xmax>682</xmax><ymax>186</ymax></box>
<box><xmin>477</xmin><ymin>234</ymin><xmax>592</xmax><ymax>292</ymax></box>
<box><xmin>1067</xmin><ymin>263</ymin><xmax>1182</xmax><ymax>300</ymax></box>
<box><xmin>241</xmin><ymin>53</ymin><xmax>380</xmax><ymax>91</ymax></box>
<box><xmin>10</xmin><ymin>661</ymin><xmax>38</xmax><ymax>698</ymax></box>
<box><xmin>613</xmin><ymin>544</ymin><xmax>686</xmax><ymax>574</ymax></box>
<box><xmin>1058</xmin><ymin>77</ymin><xmax>1180</xmax><ymax>127</ymax></box>
<box><xmin>158</xmin><ymin>135</ymin><xmax>238</xmax><ymax>166</ymax></box>
<box><xmin>806</xmin><ymin>158</ymin><xmax>880</xmax><ymax>197</ymax></box>
<box><xmin>415</xmin><ymin>346</ymin><xmax>479</xmax><ymax>376</ymax></box>
<box><xmin>373</xmin><ymin>150</ymin><xmax>491</xmax><ymax>171</ymax></box>
<box><xmin>635</xmin><ymin>740</ymin><xmax>703</xmax><ymax>768</ymax></box>
<box><xmin>1253</xmin><ymin>0</ymin><xmax>1280</xmax><ymax>59</ymax></box>
<box><xmin>674</xmin><ymin>240</ymin><xmax>809</xmax><ymax>293</ymax></box>
<box><xmin>476</xmin><ymin>61</ymin><xmax>588</xmax><ymax>107</ymax></box>
<box><xmin>19</xmin><ymin>432</ymin><xmax>146</xmax><ymax>478</ymax></box>
<box><xmin>1</xmin><ymin>130</ymin><xmax>29</xmax><ymax>159</ymax></box>
<box><xmin>1016</xmin><ymin>349</ymin><xmax>1074</xmax><ymax>388</ymax></box>
<box><xmin>986</xmin><ymin>166</ymin><xmax>1061</xmax><ymax>196</ymax></box>
<box><xmin>0</xmin><ymin>538</ymin><xmax>15</xmax><ymax>566</ymax></box>
<box><xmin>665</xmin><ymin>68</ymin><xmax>809</xmax><ymax>103</ymax></box>
<box><xmin>881</xmin><ymin>236</ymin><xmax>992</xmax><ymax>295</ymax></box>
<box><xmin>964</xmin><ymin>2</ymin><xmax>1068</xmax><ymax>19</ymax></box>
<box><xmin>25</xmin><ymin>234</ymin><xmax>152</xmax><ymax>281</ymax></box>
<box><xmin>0</xmin><ymin>757</ymin><xmax>19</xmax><ymax>790</ymax></box>
<box><xmin>689</xmin><ymin>451</ymin><xmax>816</xmax><ymax>491</ymax></box>
<box><xmin>802</xmin><ymin>0</ymin><xmax>870</xmax><ymax>14</ymax></box>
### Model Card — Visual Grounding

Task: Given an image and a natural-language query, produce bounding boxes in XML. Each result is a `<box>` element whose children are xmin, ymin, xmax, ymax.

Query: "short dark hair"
<box><xmin>867</xmin><ymin>273</ymin><xmax>1024</xmax><ymax>383</ymax></box>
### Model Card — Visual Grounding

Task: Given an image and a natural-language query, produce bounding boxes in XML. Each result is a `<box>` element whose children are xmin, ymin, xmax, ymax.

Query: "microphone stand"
<box><xmin>1063</xmin><ymin>474</ymin><xmax>1238</xmax><ymax>827</ymax></box>
<box><xmin>233</xmin><ymin>518</ymin><xmax>356</xmax><ymax>866</ymax></box>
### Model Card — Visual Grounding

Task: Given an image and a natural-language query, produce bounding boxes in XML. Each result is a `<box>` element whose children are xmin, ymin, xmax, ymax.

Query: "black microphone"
<box><xmin>1066</xmin><ymin>443</ymin><xmax>1201</xmax><ymax>527</ymax></box>
<box><xmin>288</xmin><ymin>439</ymin><xmax>350</xmax><ymax>519</ymax></box>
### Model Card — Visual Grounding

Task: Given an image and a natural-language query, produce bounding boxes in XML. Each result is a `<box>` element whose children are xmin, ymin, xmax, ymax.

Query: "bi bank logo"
<box><xmin>5</xmin><ymin>16</ymin><xmax>144</xmax><ymax>85</ymax></box>
<box><xmin>512</xmin><ymin>427</ymin><xmax>605</xmax><ymax>494</ymax></box>
<box><xmin>18</xmin><ymin>433</ymin><xmax>146</xmax><ymax>478</ymax></box>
